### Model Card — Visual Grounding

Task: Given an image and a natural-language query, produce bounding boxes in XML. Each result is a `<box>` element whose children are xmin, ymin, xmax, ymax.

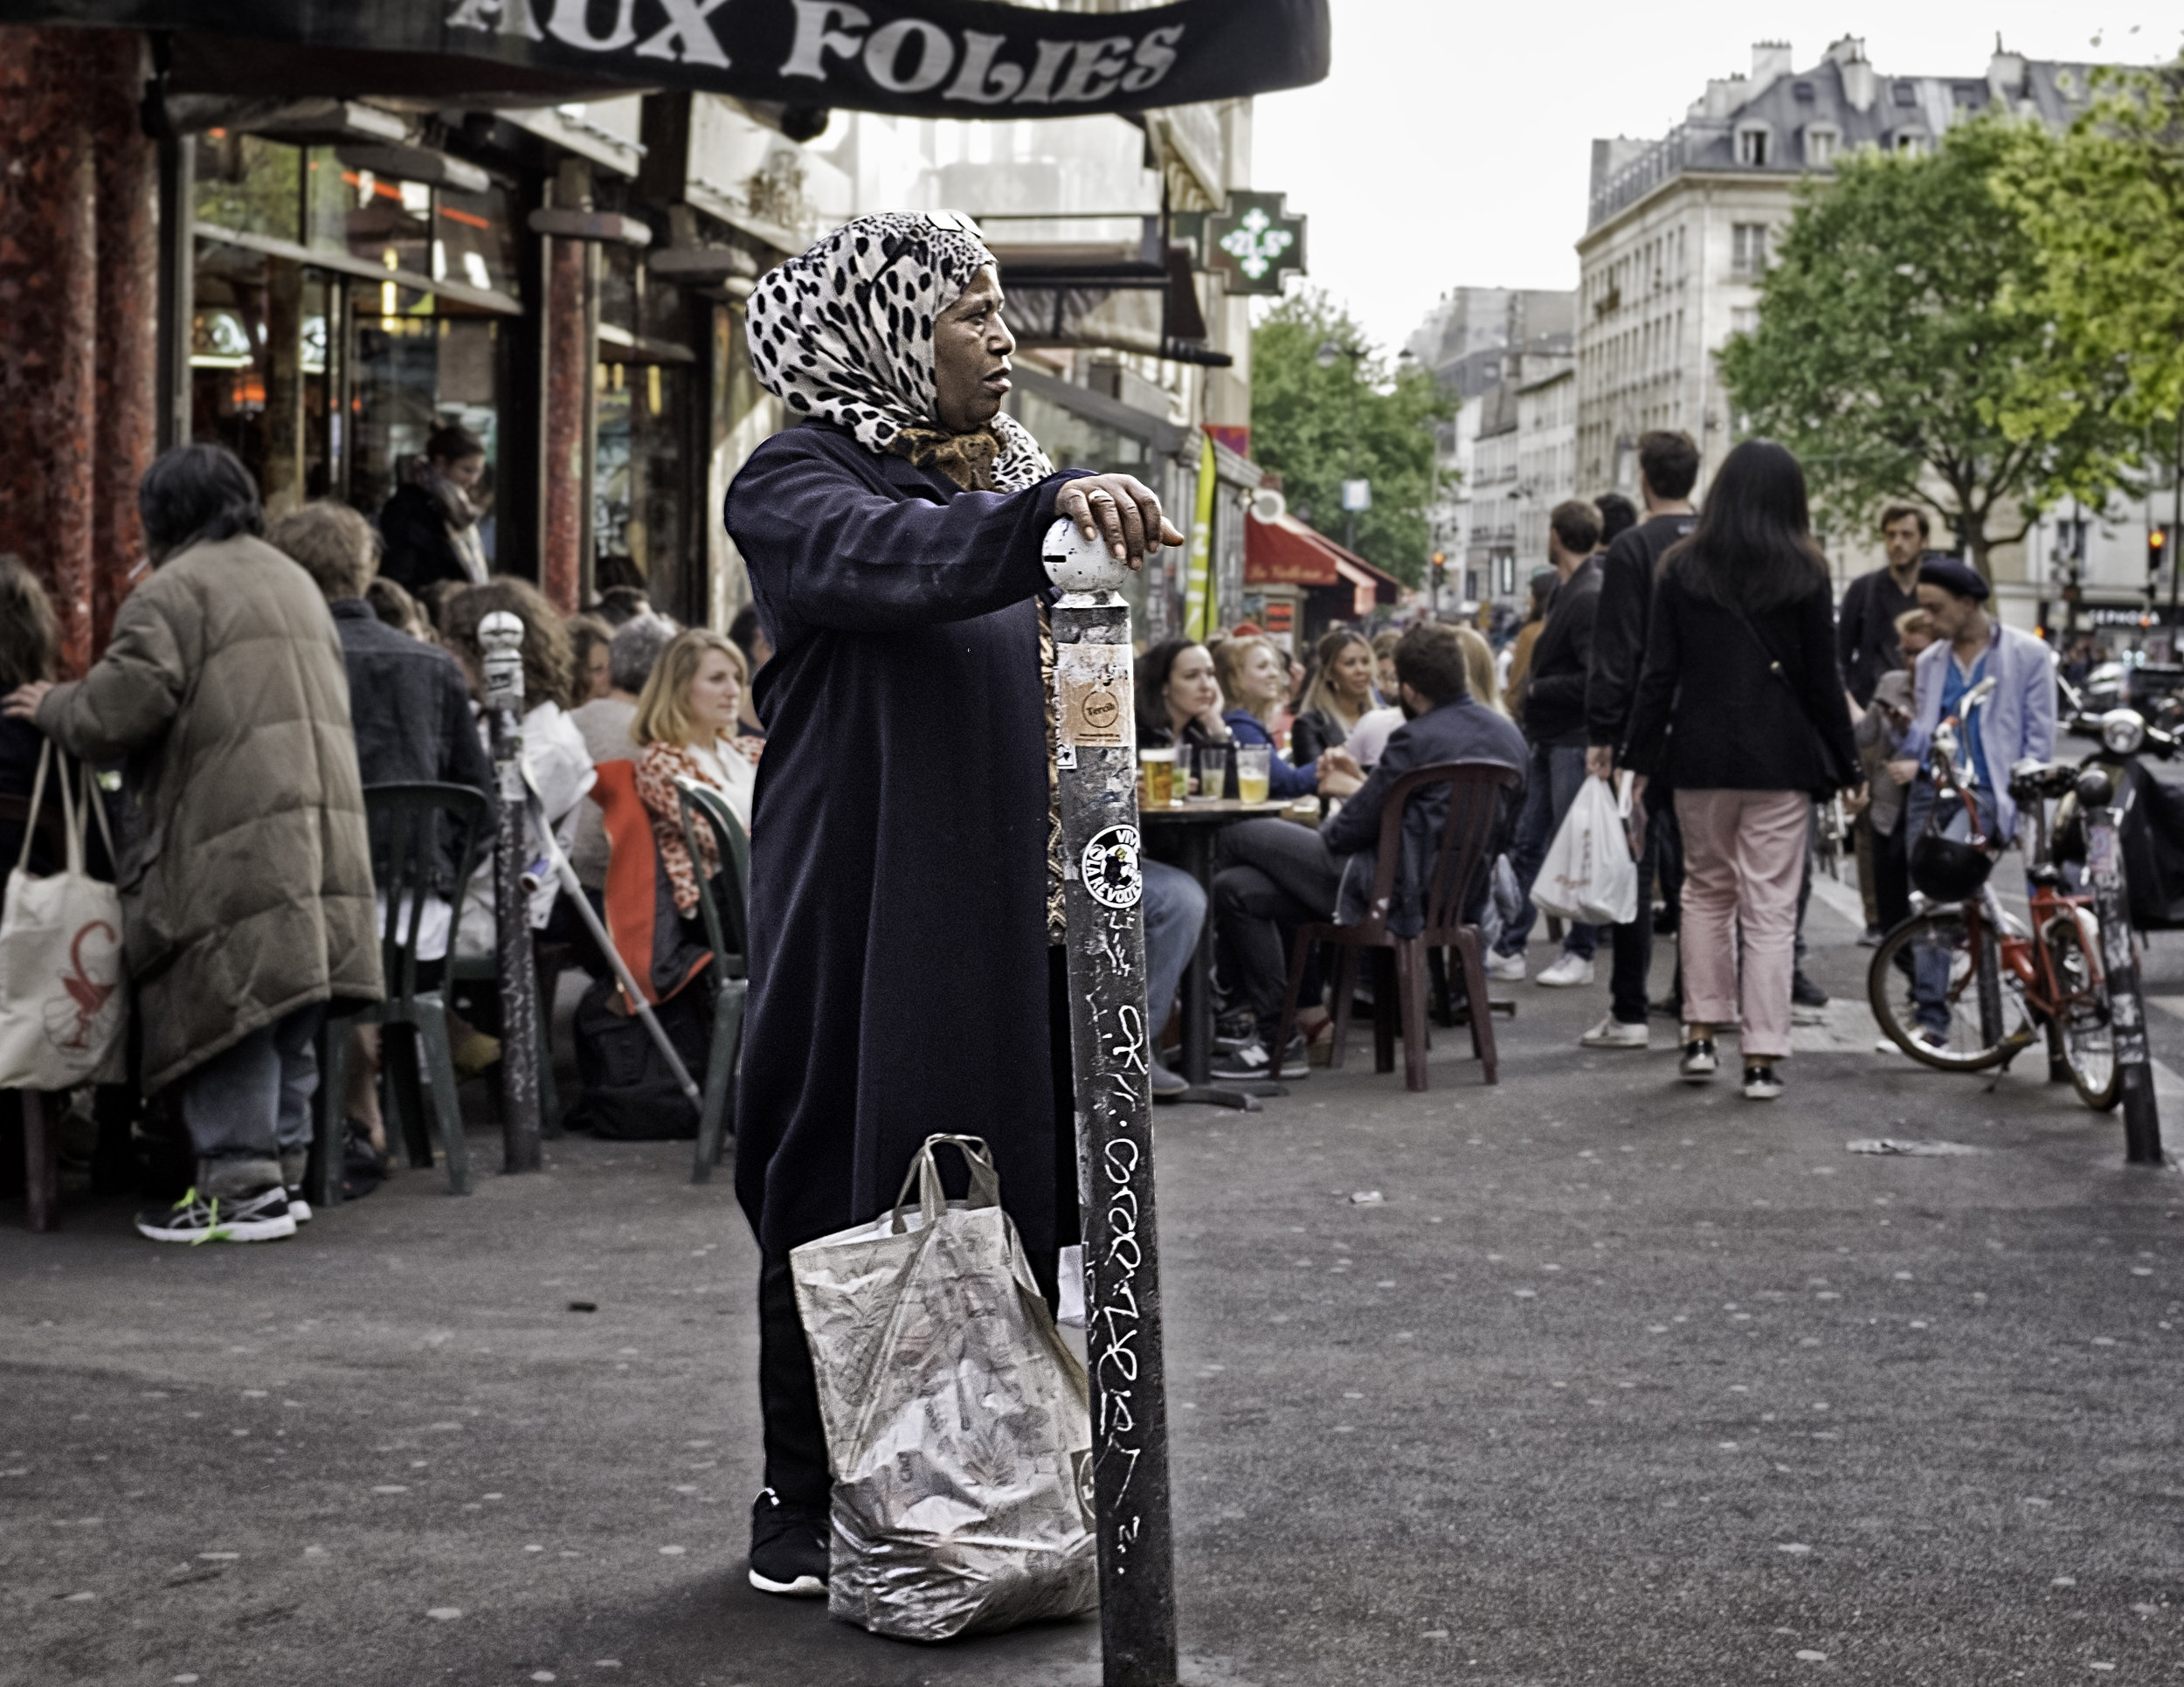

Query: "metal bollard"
<box><xmin>2083</xmin><ymin>778</ymin><xmax>2162</xmax><ymax>1165</ymax></box>
<box><xmin>1046</xmin><ymin>519</ymin><xmax>1178</xmax><ymax>1687</ymax></box>
<box><xmin>479</xmin><ymin>610</ymin><xmax>545</xmax><ymax>1174</ymax></box>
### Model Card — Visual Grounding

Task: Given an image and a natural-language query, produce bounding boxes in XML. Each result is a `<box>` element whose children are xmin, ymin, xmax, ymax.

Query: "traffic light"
<box><xmin>2152</xmin><ymin>527</ymin><xmax>2170</xmax><ymax>579</ymax></box>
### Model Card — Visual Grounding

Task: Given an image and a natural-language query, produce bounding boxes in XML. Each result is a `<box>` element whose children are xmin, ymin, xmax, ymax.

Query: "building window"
<box><xmin>1731</xmin><ymin>223</ymin><xmax>1769</xmax><ymax>278</ymax></box>
<box><xmin>1892</xmin><ymin>81</ymin><xmax>1918</xmax><ymax>107</ymax></box>
<box><xmin>1731</xmin><ymin>307</ymin><xmax>1758</xmax><ymax>337</ymax></box>
<box><xmin>1894</xmin><ymin>131</ymin><xmax>1930</xmax><ymax>157</ymax></box>
<box><xmin>1736</xmin><ymin>127</ymin><xmax>1771</xmax><ymax>167</ymax></box>
<box><xmin>1805</xmin><ymin>128</ymin><xmax>1839</xmax><ymax>166</ymax></box>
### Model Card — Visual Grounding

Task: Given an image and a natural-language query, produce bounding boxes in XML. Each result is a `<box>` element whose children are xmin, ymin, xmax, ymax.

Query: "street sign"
<box><xmin>1044</xmin><ymin>518</ymin><xmax>1178</xmax><ymax>1687</ymax></box>
<box><xmin>1342</xmin><ymin>478</ymin><xmax>1372</xmax><ymax>512</ymax></box>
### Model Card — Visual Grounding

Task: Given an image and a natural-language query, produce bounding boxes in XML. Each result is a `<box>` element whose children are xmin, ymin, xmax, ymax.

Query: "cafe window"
<box><xmin>190</xmin><ymin>131</ymin><xmax>518</xmax><ymax>546</ymax></box>
<box><xmin>594</xmin><ymin>243</ymin><xmax>695</xmax><ymax>612</ymax></box>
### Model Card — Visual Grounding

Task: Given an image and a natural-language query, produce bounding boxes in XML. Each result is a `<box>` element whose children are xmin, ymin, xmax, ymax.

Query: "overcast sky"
<box><xmin>1252</xmin><ymin>0</ymin><xmax>2181</xmax><ymax>355</ymax></box>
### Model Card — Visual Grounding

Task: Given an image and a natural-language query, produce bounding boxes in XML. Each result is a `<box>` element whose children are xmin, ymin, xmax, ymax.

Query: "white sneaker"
<box><xmin>1486</xmin><ymin>951</ymin><xmax>1527</xmax><ymax>984</ymax></box>
<box><xmin>1579</xmin><ymin>1014</ymin><xmax>1649</xmax><ymax>1050</ymax></box>
<box><xmin>1535</xmin><ymin>953</ymin><xmax>1595</xmax><ymax>988</ymax></box>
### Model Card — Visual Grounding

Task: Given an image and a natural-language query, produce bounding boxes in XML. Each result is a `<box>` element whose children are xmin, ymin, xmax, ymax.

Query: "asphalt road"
<box><xmin>6</xmin><ymin>883</ymin><xmax>2182</xmax><ymax>1686</ymax></box>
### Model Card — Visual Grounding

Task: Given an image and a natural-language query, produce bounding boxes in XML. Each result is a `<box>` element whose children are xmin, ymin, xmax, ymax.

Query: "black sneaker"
<box><xmin>1744</xmin><ymin>1062</ymin><xmax>1785</xmax><ymax>1101</ymax></box>
<box><xmin>135</xmin><ymin>1185</ymin><xmax>298</xmax><ymax>1245</ymax></box>
<box><xmin>1210</xmin><ymin>1035</ymin><xmax>1308</xmax><ymax>1082</ymax></box>
<box><xmin>1858</xmin><ymin>924</ymin><xmax>1884</xmax><ymax>948</ymax></box>
<box><xmin>1678</xmin><ymin>1039</ymin><xmax>1718</xmax><ymax>1083</ymax></box>
<box><xmin>286</xmin><ymin>1190</ymin><xmax>314</xmax><ymax>1224</ymax></box>
<box><xmin>1213</xmin><ymin>1006</ymin><xmax>1258</xmax><ymax>1052</ymax></box>
<box><xmin>1791</xmin><ymin>971</ymin><xmax>1828</xmax><ymax>1008</ymax></box>
<box><xmin>749</xmin><ymin>1489</ymin><xmax>827</xmax><ymax>1597</ymax></box>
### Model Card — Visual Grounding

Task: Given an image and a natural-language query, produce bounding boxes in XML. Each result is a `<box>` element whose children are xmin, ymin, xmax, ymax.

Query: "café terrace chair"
<box><xmin>1273</xmin><ymin>762</ymin><xmax>1522</xmax><ymax>1093</ymax></box>
<box><xmin>674</xmin><ymin>777</ymin><xmax>751</xmax><ymax>1185</ymax></box>
<box><xmin>314</xmin><ymin>782</ymin><xmax>489</xmax><ymax>1205</ymax></box>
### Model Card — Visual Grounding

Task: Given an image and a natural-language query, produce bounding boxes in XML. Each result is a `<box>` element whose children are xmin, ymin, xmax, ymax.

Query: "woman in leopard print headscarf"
<box><xmin>723</xmin><ymin>211</ymin><xmax>1179</xmax><ymax>1601</ymax></box>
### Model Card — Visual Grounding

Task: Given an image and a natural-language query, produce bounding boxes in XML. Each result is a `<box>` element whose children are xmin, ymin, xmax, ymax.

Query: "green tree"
<box><xmin>1249</xmin><ymin>292</ymin><xmax>1453</xmax><ymax>585</ymax></box>
<box><xmin>1994</xmin><ymin>57</ymin><xmax>2184</xmax><ymax>436</ymax></box>
<box><xmin>1717</xmin><ymin>117</ymin><xmax>2142</xmax><ymax>578</ymax></box>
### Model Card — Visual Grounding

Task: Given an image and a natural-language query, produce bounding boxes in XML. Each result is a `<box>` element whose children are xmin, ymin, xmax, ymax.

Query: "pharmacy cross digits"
<box><xmin>1220</xmin><ymin>208</ymin><xmax>1293</xmax><ymax>279</ymax></box>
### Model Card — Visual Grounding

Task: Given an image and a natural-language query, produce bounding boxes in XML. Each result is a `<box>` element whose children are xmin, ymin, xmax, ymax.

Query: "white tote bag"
<box><xmin>791</xmin><ymin>1134</ymin><xmax>1097</xmax><ymax>1642</ymax></box>
<box><xmin>0</xmin><ymin>744</ymin><xmax>127</xmax><ymax>1089</ymax></box>
<box><xmin>1533</xmin><ymin>773</ymin><xmax>1639</xmax><ymax>927</ymax></box>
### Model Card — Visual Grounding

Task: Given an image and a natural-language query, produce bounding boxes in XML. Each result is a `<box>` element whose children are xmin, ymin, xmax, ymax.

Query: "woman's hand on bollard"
<box><xmin>3</xmin><ymin>681</ymin><xmax>54</xmax><ymax>721</ymax></box>
<box><xmin>1056</xmin><ymin>474</ymin><xmax>1184</xmax><ymax>570</ymax></box>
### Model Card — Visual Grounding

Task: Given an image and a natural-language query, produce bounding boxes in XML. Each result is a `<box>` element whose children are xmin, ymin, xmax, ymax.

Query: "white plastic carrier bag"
<box><xmin>1532</xmin><ymin>772</ymin><xmax>1638</xmax><ymax>927</ymax></box>
<box><xmin>790</xmin><ymin>1132</ymin><xmax>1097</xmax><ymax>1642</ymax></box>
<box><xmin>0</xmin><ymin>743</ymin><xmax>126</xmax><ymax>1090</ymax></box>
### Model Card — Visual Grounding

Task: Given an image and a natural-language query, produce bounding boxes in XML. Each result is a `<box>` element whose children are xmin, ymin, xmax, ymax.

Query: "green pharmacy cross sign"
<box><xmin>1205</xmin><ymin>190</ymin><xmax>1306</xmax><ymax>295</ymax></box>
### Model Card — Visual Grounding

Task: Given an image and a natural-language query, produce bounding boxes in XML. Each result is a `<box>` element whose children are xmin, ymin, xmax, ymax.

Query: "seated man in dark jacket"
<box><xmin>1210</xmin><ymin>624</ymin><xmax>1527</xmax><ymax>1079</ymax></box>
<box><xmin>268</xmin><ymin>501</ymin><xmax>495</xmax><ymax>1168</ymax></box>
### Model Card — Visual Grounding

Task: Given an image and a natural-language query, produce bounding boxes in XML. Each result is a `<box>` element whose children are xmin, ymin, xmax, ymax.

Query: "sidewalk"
<box><xmin>5</xmin><ymin>890</ymin><xmax>2182</xmax><ymax>1684</ymax></box>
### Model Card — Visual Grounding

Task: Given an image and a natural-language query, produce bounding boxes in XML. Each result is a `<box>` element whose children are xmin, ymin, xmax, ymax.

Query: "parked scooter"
<box><xmin>2052</xmin><ymin>678</ymin><xmax>2184</xmax><ymax>930</ymax></box>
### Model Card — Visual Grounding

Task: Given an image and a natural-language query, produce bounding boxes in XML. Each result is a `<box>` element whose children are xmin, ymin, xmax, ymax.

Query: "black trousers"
<box><xmin>757</xmin><ymin>947</ymin><xmax>1073</xmax><ymax>1520</ymax></box>
<box><xmin>1608</xmin><ymin>780</ymin><xmax>1681</xmax><ymax>1024</ymax></box>
<box><xmin>1213</xmin><ymin>818</ymin><xmax>1344</xmax><ymax>1041</ymax></box>
<box><xmin>1871</xmin><ymin>819</ymin><xmax>1911</xmax><ymax>932</ymax></box>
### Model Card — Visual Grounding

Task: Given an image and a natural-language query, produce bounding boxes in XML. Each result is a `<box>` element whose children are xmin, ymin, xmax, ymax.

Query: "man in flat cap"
<box><xmin>1883</xmin><ymin>556</ymin><xmax>2056</xmax><ymax>1034</ymax></box>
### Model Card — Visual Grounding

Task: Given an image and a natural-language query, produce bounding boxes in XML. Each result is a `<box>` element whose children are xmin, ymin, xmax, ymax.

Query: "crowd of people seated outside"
<box><xmin>0</xmin><ymin>443</ymin><xmax>761</xmax><ymax>1241</ymax></box>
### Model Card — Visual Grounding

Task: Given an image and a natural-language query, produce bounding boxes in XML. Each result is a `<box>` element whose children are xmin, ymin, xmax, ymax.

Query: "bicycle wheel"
<box><xmin>2044</xmin><ymin>913</ymin><xmax>2121</xmax><ymax>1110</ymax></box>
<box><xmin>1869</xmin><ymin>910</ymin><xmax>2015</xmax><ymax>1071</ymax></box>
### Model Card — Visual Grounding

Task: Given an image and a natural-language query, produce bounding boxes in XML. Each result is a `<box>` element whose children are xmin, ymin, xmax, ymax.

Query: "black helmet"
<box><xmin>1911</xmin><ymin>830</ymin><xmax>1997</xmax><ymax>902</ymax></box>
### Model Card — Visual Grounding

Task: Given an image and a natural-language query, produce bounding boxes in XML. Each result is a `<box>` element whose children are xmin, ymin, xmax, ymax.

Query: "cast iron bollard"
<box><xmin>1046</xmin><ymin>520</ymin><xmax>1178</xmax><ymax>1687</ymax></box>
<box><xmin>2084</xmin><ymin>777</ymin><xmax>2162</xmax><ymax>1164</ymax></box>
<box><xmin>479</xmin><ymin>610</ymin><xmax>545</xmax><ymax>1174</ymax></box>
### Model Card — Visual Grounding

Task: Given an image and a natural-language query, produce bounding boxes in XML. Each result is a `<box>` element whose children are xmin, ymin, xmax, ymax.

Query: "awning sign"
<box><xmin>31</xmin><ymin>0</ymin><xmax>1330</xmax><ymax>119</ymax></box>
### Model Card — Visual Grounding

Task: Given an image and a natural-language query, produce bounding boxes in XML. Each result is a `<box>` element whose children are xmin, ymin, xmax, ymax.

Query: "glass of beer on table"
<box><xmin>1140</xmin><ymin>746</ymin><xmax>1178</xmax><ymax>808</ymax></box>
<box><xmin>1191</xmin><ymin>744</ymin><xmax>1229</xmax><ymax>801</ymax></box>
<box><xmin>1235</xmin><ymin>744</ymin><xmax>1272</xmax><ymax>804</ymax></box>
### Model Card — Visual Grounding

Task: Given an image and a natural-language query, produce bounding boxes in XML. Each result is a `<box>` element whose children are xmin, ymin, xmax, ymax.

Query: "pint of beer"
<box><xmin>1140</xmin><ymin>747</ymin><xmax>1178</xmax><ymax>807</ymax></box>
<box><xmin>1235</xmin><ymin>744</ymin><xmax>1272</xmax><ymax>804</ymax></box>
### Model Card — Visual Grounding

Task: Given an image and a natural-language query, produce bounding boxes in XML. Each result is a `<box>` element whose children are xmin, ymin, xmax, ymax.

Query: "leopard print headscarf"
<box><xmin>746</xmin><ymin>211</ymin><xmax>1051</xmax><ymax>493</ymax></box>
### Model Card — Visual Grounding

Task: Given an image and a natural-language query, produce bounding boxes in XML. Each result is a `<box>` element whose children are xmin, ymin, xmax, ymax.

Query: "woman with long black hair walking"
<box><xmin>1623</xmin><ymin>439</ymin><xmax>1859</xmax><ymax>1102</ymax></box>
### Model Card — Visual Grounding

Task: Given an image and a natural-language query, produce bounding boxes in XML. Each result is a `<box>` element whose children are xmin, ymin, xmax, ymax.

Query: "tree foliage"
<box><xmin>1994</xmin><ymin>56</ymin><xmax>2184</xmax><ymax>437</ymax></box>
<box><xmin>1717</xmin><ymin>118</ymin><xmax>2143</xmax><ymax>576</ymax></box>
<box><xmin>1249</xmin><ymin>292</ymin><xmax>1453</xmax><ymax>585</ymax></box>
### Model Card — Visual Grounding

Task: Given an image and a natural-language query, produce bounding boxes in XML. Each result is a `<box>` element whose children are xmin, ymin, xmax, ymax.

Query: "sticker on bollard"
<box><xmin>1047</xmin><ymin>519</ymin><xmax>1179</xmax><ymax>1687</ymax></box>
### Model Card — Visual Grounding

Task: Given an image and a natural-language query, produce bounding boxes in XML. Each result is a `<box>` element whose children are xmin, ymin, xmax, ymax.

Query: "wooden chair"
<box><xmin>1274</xmin><ymin>762</ymin><xmax>1521</xmax><ymax>1091</ymax></box>
<box><xmin>316</xmin><ymin>783</ymin><xmax>489</xmax><ymax>1204</ymax></box>
<box><xmin>674</xmin><ymin>778</ymin><xmax>751</xmax><ymax>1185</ymax></box>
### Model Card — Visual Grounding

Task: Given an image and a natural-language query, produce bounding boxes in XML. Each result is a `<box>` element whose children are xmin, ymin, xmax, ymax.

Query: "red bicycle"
<box><xmin>1867</xmin><ymin>687</ymin><xmax>2118</xmax><ymax>1110</ymax></box>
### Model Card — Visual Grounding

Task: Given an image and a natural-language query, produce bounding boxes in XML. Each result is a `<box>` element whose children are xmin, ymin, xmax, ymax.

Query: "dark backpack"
<box><xmin>565</xmin><ymin>974</ymin><xmax>710</xmax><ymax>1140</ymax></box>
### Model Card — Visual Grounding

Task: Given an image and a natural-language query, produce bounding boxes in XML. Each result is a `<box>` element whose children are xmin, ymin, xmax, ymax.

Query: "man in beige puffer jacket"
<box><xmin>5</xmin><ymin>446</ymin><xmax>381</xmax><ymax>1242</ymax></box>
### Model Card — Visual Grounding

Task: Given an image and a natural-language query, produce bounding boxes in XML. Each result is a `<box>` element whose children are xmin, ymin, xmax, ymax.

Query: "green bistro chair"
<box><xmin>317</xmin><ymin>783</ymin><xmax>491</xmax><ymax>1204</ymax></box>
<box><xmin>674</xmin><ymin>776</ymin><xmax>751</xmax><ymax>1185</ymax></box>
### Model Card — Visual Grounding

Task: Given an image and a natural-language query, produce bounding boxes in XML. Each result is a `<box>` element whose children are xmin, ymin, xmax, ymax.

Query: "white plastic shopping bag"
<box><xmin>790</xmin><ymin>1134</ymin><xmax>1097</xmax><ymax>1642</ymax></box>
<box><xmin>1533</xmin><ymin>774</ymin><xmax>1638</xmax><ymax>927</ymax></box>
<box><xmin>0</xmin><ymin>745</ymin><xmax>126</xmax><ymax>1089</ymax></box>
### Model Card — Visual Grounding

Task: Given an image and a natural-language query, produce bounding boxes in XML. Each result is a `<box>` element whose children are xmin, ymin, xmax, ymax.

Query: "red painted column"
<box><xmin>542</xmin><ymin>237</ymin><xmax>587</xmax><ymax>615</ymax></box>
<box><xmin>90</xmin><ymin>29</ymin><xmax>156</xmax><ymax>651</ymax></box>
<box><xmin>0</xmin><ymin>26</ymin><xmax>103</xmax><ymax>676</ymax></box>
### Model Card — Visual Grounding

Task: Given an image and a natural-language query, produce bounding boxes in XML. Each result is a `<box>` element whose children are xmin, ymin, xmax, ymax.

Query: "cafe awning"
<box><xmin>1246</xmin><ymin>510</ymin><xmax>1405</xmax><ymax>618</ymax></box>
<box><xmin>23</xmin><ymin>0</ymin><xmax>1330</xmax><ymax>118</ymax></box>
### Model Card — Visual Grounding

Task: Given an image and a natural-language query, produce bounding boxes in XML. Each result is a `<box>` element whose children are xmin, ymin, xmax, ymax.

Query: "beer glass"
<box><xmin>1140</xmin><ymin>747</ymin><xmax>1178</xmax><ymax>808</ymax></box>
<box><xmin>1235</xmin><ymin>744</ymin><xmax>1271</xmax><ymax>804</ymax></box>
<box><xmin>1191</xmin><ymin>745</ymin><xmax>1229</xmax><ymax>801</ymax></box>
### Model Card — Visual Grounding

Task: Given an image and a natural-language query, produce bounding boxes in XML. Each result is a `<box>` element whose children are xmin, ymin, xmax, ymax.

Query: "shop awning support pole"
<box><xmin>1047</xmin><ymin>522</ymin><xmax>1178</xmax><ymax>1687</ymax></box>
<box><xmin>480</xmin><ymin>610</ymin><xmax>545</xmax><ymax>1173</ymax></box>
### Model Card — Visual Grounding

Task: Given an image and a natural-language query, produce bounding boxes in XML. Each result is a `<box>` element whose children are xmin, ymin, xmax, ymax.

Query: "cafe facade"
<box><xmin>0</xmin><ymin>3</ymin><xmax>1325</xmax><ymax>662</ymax></box>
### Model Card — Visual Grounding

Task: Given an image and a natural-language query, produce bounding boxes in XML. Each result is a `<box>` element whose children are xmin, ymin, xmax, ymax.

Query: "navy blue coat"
<box><xmin>724</xmin><ymin>419</ymin><xmax>1086</xmax><ymax>1256</ymax></box>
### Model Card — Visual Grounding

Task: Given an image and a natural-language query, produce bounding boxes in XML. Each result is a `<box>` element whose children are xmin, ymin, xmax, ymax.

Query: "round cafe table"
<box><xmin>1138</xmin><ymin>796</ymin><xmax>1318</xmax><ymax>1110</ymax></box>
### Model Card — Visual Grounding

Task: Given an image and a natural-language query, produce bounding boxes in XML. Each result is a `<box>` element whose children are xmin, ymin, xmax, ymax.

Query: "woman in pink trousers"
<box><xmin>1621</xmin><ymin>439</ymin><xmax>1861</xmax><ymax>1101</ymax></box>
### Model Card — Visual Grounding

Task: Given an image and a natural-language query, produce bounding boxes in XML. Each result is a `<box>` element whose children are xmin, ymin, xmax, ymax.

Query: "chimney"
<box><xmin>1752</xmin><ymin>41</ymin><xmax>1794</xmax><ymax>93</ymax></box>
<box><xmin>1824</xmin><ymin>35</ymin><xmax>1866</xmax><ymax>66</ymax></box>
<box><xmin>1831</xmin><ymin>38</ymin><xmax>1876</xmax><ymax>114</ymax></box>
<box><xmin>1988</xmin><ymin>35</ymin><xmax>2027</xmax><ymax>99</ymax></box>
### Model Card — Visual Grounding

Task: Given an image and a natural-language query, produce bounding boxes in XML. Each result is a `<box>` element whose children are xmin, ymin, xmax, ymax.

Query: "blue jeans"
<box><xmin>1496</xmin><ymin>742</ymin><xmax>1597</xmax><ymax>959</ymax></box>
<box><xmin>1903</xmin><ymin>780</ymin><xmax>1999</xmax><ymax>1035</ymax></box>
<box><xmin>1141</xmin><ymin>858</ymin><xmax>1207</xmax><ymax>1034</ymax></box>
<box><xmin>179</xmin><ymin>1004</ymin><xmax>325</xmax><ymax>1196</ymax></box>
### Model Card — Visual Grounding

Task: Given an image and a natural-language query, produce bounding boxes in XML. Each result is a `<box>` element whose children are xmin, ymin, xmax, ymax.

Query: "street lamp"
<box><xmin>1317</xmin><ymin>337</ymin><xmax>1367</xmax><ymax>553</ymax></box>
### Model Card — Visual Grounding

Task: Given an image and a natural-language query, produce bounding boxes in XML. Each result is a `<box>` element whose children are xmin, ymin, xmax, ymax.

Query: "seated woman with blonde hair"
<box><xmin>633</xmin><ymin>628</ymin><xmax>763</xmax><ymax>917</ymax></box>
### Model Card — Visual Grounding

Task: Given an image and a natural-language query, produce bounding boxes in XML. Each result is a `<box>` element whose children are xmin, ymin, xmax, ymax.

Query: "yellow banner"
<box><xmin>1183</xmin><ymin>429</ymin><xmax>1217</xmax><ymax>642</ymax></box>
